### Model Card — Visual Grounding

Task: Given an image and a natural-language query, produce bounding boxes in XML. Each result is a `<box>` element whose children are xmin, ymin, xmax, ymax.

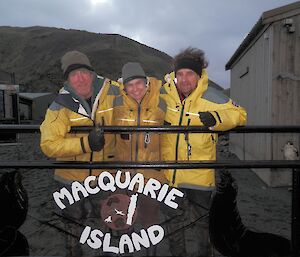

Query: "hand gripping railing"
<box><xmin>0</xmin><ymin>124</ymin><xmax>300</xmax><ymax>256</ymax></box>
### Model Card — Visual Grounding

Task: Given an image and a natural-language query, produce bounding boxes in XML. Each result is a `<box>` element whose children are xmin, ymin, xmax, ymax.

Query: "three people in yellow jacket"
<box><xmin>40</xmin><ymin>50</ymin><xmax>120</xmax><ymax>256</ymax></box>
<box><xmin>160</xmin><ymin>47</ymin><xmax>247</xmax><ymax>256</ymax></box>
<box><xmin>39</xmin><ymin>48</ymin><xmax>246</xmax><ymax>256</ymax></box>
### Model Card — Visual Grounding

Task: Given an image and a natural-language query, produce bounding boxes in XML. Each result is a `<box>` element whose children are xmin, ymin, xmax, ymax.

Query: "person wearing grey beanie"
<box><xmin>122</xmin><ymin>62</ymin><xmax>147</xmax><ymax>85</ymax></box>
<box><xmin>121</xmin><ymin>62</ymin><xmax>148</xmax><ymax>103</ymax></box>
<box><xmin>61</xmin><ymin>50</ymin><xmax>94</xmax><ymax>80</ymax></box>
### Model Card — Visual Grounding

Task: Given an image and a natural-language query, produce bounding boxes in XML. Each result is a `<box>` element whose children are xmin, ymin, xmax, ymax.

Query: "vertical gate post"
<box><xmin>292</xmin><ymin>168</ymin><xmax>300</xmax><ymax>257</ymax></box>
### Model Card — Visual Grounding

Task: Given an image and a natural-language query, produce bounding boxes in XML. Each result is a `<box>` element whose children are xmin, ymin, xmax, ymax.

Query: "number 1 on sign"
<box><xmin>126</xmin><ymin>193</ymin><xmax>138</xmax><ymax>225</ymax></box>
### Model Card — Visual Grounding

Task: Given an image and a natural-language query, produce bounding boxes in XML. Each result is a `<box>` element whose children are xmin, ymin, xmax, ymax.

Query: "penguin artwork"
<box><xmin>282</xmin><ymin>141</ymin><xmax>299</xmax><ymax>161</ymax></box>
<box><xmin>209</xmin><ymin>170</ymin><xmax>291</xmax><ymax>257</ymax></box>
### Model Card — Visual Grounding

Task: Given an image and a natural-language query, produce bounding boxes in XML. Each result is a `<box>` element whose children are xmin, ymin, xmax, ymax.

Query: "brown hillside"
<box><xmin>0</xmin><ymin>26</ymin><xmax>173</xmax><ymax>92</ymax></box>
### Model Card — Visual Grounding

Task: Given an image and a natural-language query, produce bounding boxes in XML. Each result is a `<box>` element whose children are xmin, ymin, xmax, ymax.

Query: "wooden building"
<box><xmin>0</xmin><ymin>84</ymin><xmax>19</xmax><ymax>143</ymax></box>
<box><xmin>226</xmin><ymin>2</ymin><xmax>300</xmax><ymax>186</ymax></box>
<box><xmin>19</xmin><ymin>93</ymin><xmax>55</xmax><ymax>123</ymax></box>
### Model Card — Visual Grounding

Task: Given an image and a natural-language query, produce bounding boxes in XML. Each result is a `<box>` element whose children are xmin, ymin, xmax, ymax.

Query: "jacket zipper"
<box><xmin>135</xmin><ymin>104</ymin><xmax>141</xmax><ymax>161</ymax></box>
<box><xmin>172</xmin><ymin>102</ymin><xmax>185</xmax><ymax>185</ymax></box>
<box><xmin>131</xmin><ymin>91</ymin><xmax>147</xmax><ymax>162</ymax></box>
<box><xmin>185</xmin><ymin>118</ymin><xmax>192</xmax><ymax>160</ymax></box>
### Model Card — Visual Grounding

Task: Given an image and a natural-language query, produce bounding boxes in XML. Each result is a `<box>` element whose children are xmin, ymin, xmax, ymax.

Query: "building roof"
<box><xmin>19</xmin><ymin>92</ymin><xmax>54</xmax><ymax>100</ymax></box>
<box><xmin>225</xmin><ymin>1</ymin><xmax>300</xmax><ymax>70</ymax></box>
<box><xmin>208</xmin><ymin>79</ymin><xmax>224</xmax><ymax>91</ymax></box>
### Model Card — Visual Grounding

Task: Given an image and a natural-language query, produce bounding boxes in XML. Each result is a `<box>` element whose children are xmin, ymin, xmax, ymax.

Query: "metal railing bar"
<box><xmin>0</xmin><ymin>125</ymin><xmax>300</xmax><ymax>133</ymax></box>
<box><xmin>0</xmin><ymin>160</ymin><xmax>299</xmax><ymax>169</ymax></box>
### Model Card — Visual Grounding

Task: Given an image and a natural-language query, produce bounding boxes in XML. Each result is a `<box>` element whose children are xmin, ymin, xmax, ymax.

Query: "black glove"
<box><xmin>88</xmin><ymin>127</ymin><xmax>105</xmax><ymax>151</ymax></box>
<box><xmin>198</xmin><ymin>112</ymin><xmax>216</xmax><ymax>127</ymax></box>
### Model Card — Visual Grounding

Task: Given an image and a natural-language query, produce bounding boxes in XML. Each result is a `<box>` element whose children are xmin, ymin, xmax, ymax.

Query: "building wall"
<box><xmin>268</xmin><ymin>14</ymin><xmax>300</xmax><ymax>186</ymax></box>
<box><xmin>0</xmin><ymin>84</ymin><xmax>19</xmax><ymax>122</ymax></box>
<box><xmin>271</xmin><ymin>14</ymin><xmax>300</xmax><ymax>154</ymax></box>
<box><xmin>230</xmin><ymin>11</ymin><xmax>300</xmax><ymax>186</ymax></box>
<box><xmin>19</xmin><ymin>99</ymin><xmax>32</xmax><ymax>121</ymax></box>
<box><xmin>19</xmin><ymin>93</ymin><xmax>56</xmax><ymax>123</ymax></box>
<box><xmin>0</xmin><ymin>84</ymin><xmax>19</xmax><ymax>143</ymax></box>
<box><xmin>230</xmin><ymin>24</ymin><xmax>273</xmax><ymax>163</ymax></box>
<box><xmin>32</xmin><ymin>94</ymin><xmax>55</xmax><ymax>122</ymax></box>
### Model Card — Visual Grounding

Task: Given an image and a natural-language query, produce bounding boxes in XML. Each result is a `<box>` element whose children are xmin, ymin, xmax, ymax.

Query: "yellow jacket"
<box><xmin>40</xmin><ymin>75</ymin><xmax>120</xmax><ymax>183</ymax></box>
<box><xmin>160</xmin><ymin>70</ymin><xmax>247</xmax><ymax>189</ymax></box>
<box><xmin>112</xmin><ymin>77</ymin><xmax>167</xmax><ymax>182</ymax></box>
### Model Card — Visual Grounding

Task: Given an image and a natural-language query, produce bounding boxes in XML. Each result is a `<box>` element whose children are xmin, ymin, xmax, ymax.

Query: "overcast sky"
<box><xmin>0</xmin><ymin>0</ymin><xmax>297</xmax><ymax>88</ymax></box>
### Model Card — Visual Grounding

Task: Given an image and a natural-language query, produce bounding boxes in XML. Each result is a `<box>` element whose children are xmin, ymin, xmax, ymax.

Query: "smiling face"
<box><xmin>175</xmin><ymin>68</ymin><xmax>200</xmax><ymax>97</ymax></box>
<box><xmin>124</xmin><ymin>78</ymin><xmax>147</xmax><ymax>103</ymax></box>
<box><xmin>68</xmin><ymin>68</ymin><xmax>94</xmax><ymax>99</ymax></box>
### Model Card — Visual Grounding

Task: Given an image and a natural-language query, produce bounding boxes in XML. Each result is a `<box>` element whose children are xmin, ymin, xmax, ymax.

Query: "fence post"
<box><xmin>292</xmin><ymin>168</ymin><xmax>300</xmax><ymax>257</ymax></box>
